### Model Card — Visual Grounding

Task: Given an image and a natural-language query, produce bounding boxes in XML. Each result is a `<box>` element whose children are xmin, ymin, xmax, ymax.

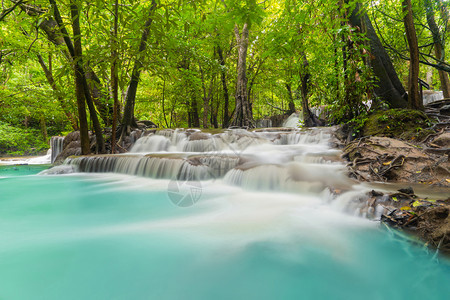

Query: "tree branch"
<box><xmin>0</xmin><ymin>0</ymin><xmax>23</xmax><ymax>22</ymax></box>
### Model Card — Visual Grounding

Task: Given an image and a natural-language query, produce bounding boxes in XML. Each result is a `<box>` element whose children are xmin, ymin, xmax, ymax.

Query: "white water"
<box><xmin>61</xmin><ymin>127</ymin><xmax>382</xmax><ymax>217</ymax></box>
<box><xmin>282</xmin><ymin>112</ymin><xmax>302</xmax><ymax>128</ymax></box>
<box><xmin>423</xmin><ymin>90</ymin><xmax>444</xmax><ymax>105</ymax></box>
<box><xmin>0</xmin><ymin>149</ymin><xmax>51</xmax><ymax>165</ymax></box>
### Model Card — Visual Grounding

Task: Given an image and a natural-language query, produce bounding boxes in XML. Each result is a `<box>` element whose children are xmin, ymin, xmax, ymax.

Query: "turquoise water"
<box><xmin>0</xmin><ymin>164</ymin><xmax>50</xmax><ymax>177</ymax></box>
<box><xmin>0</xmin><ymin>169</ymin><xmax>449</xmax><ymax>299</ymax></box>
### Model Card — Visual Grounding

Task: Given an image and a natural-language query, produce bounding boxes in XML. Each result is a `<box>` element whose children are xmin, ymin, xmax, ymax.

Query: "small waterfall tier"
<box><xmin>50</xmin><ymin>136</ymin><xmax>65</xmax><ymax>163</ymax></box>
<box><xmin>67</xmin><ymin>153</ymin><xmax>243</xmax><ymax>180</ymax></box>
<box><xmin>62</xmin><ymin>128</ymin><xmax>342</xmax><ymax>183</ymax></box>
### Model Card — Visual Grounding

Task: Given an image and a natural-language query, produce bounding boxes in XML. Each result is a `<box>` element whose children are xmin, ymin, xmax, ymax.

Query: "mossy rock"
<box><xmin>362</xmin><ymin>109</ymin><xmax>433</xmax><ymax>140</ymax></box>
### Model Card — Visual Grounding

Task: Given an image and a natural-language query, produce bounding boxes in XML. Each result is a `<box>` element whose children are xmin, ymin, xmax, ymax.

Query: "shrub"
<box><xmin>0</xmin><ymin>122</ymin><xmax>49</xmax><ymax>156</ymax></box>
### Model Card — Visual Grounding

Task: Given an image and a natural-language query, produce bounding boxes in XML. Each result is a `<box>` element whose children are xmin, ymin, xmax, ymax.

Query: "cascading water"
<box><xmin>282</xmin><ymin>112</ymin><xmax>303</xmax><ymax>128</ymax></box>
<box><xmin>423</xmin><ymin>90</ymin><xmax>443</xmax><ymax>105</ymax></box>
<box><xmin>50</xmin><ymin>136</ymin><xmax>65</xmax><ymax>163</ymax></box>
<box><xmin>1</xmin><ymin>127</ymin><xmax>449</xmax><ymax>299</ymax></box>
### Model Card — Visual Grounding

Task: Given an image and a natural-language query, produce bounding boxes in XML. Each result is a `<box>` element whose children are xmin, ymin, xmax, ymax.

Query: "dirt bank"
<box><xmin>336</xmin><ymin>101</ymin><xmax>450</xmax><ymax>256</ymax></box>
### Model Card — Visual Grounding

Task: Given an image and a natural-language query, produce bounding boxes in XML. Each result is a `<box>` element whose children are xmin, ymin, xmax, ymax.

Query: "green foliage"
<box><xmin>0</xmin><ymin>122</ymin><xmax>49</xmax><ymax>156</ymax></box>
<box><xmin>0</xmin><ymin>0</ymin><xmax>442</xmax><ymax>151</ymax></box>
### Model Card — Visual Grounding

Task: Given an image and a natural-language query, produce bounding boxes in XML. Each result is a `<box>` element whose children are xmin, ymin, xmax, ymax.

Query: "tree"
<box><xmin>425</xmin><ymin>0</ymin><xmax>450</xmax><ymax>98</ymax></box>
<box><xmin>120</xmin><ymin>0</ymin><xmax>157</xmax><ymax>140</ymax></box>
<box><xmin>230</xmin><ymin>22</ymin><xmax>253</xmax><ymax>127</ymax></box>
<box><xmin>36</xmin><ymin>53</ymin><xmax>79</xmax><ymax>130</ymax></box>
<box><xmin>348</xmin><ymin>2</ymin><xmax>408</xmax><ymax>109</ymax></box>
<box><xmin>49</xmin><ymin>0</ymin><xmax>106</xmax><ymax>153</ymax></box>
<box><xmin>111</xmin><ymin>0</ymin><xmax>119</xmax><ymax>154</ymax></box>
<box><xmin>402</xmin><ymin>0</ymin><xmax>423</xmax><ymax>110</ymax></box>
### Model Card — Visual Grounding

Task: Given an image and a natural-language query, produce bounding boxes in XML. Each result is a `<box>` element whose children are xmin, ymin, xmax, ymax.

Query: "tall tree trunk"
<box><xmin>231</xmin><ymin>23</ymin><xmax>253</xmax><ymax>127</ymax></box>
<box><xmin>190</xmin><ymin>97</ymin><xmax>200</xmax><ymax>128</ymax></box>
<box><xmin>212</xmin><ymin>92</ymin><xmax>220</xmax><ymax>128</ymax></box>
<box><xmin>285</xmin><ymin>83</ymin><xmax>296</xmax><ymax>114</ymax></box>
<box><xmin>402</xmin><ymin>0</ymin><xmax>423</xmax><ymax>110</ymax></box>
<box><xmin>49</xmin><ymin>0</ymin><xmax>89</xmax><ymax>154</ymax></box>
<box><xmin>36</xmin><ymin>53</ymin><xmax>79</xmax><ymax>130</ymax></box>
<box><xmin>299</xmin><ymin>55</ymin><xmax>316</xmax><ymax>127</ymax></box>
<box><xmin>217</xmin><ymin>46</ymin><xmax>230</xmax><ymax>128</ymax></box>
<box><xmin>425</xmin><ymin>0</ymin><xmax>450</xmax><ymax>99</ymax></box>
<box><xmin>85</xmin><ymin>68</ymin><xmax>113</xmax><ymax>125</ymax></box>
<box><xmin>111</xmin><ymin>0</ymin><xmax>119</xmax><ymax>154</ymax></box>
<box><xmin>70</xmin><ymin>2</ymin><xmax>106</xmax><ymax>153</ymax></box>
<box><xmin>120</xmin><ymin>0</ymin><xmax>157</xmax><ymax>140</ymax></box>
<box><xmin>348</xmin><ymin>3</ymin><xmax>408</xmax><ymax>108</ymax></box>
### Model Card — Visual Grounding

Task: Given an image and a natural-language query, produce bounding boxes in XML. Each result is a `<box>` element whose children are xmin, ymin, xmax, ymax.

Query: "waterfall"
<box><xmin>67</xmin><ymin>153</ymin><xmax>242</xmax><ymax>181</ymax></box>
<box><xmin>131</xmin><ymin>135</ymin><xmax>172</xmax><ymax>152</ymax></box>
<box><xmin>50</xmin><ymin>136</ymin><xmax>65</xmax><ymax>163</ymax></box>
<box><xmin>56</xmin><ymin>126</ymin><xmax>387</xmax><ymax>217</ymax></box>
<box><xmin>423</xmin><ymin>91</ymin><xmax>443</xmax><ymax>105</ymax></box>
<box><xmin>60</xmin><ymin>128</ymin><xmax>351</xmax><ymax>186</ymax></box>
<box><xmin>282</xmin><ymin>112</ymin><xmax>304</xmax><ymax>128</ymax></box>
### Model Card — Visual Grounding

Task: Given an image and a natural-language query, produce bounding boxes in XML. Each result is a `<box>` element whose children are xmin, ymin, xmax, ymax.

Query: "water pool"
<box><xmin>0</xmin><ymin>169</ymin><xmax>449</xmax><ymax>300</ymax></box>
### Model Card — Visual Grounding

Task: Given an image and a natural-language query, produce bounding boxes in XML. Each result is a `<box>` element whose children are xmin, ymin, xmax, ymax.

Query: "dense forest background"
<box><xmin>0</xmin><ymin>0</ymin><xmax>449</xmax><ymax>155</ymax></box>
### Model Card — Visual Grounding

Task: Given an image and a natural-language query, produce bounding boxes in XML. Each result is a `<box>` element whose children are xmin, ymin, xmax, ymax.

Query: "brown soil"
<box><xmin>337</xmin><ymin>100</ymin><xmax>450</xmax><ymax>256</ymax></box>
<box><xmin>342</xmin><ymin>136</ymin><xmax>449</xmax><ymax>186</ymax></box>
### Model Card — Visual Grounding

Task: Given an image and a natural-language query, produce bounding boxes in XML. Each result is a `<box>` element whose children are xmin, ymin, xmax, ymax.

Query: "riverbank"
<box><xmin>335</xmin><ymin>103</ymin><xmax>450</xmax><ymax>256</ymax></box>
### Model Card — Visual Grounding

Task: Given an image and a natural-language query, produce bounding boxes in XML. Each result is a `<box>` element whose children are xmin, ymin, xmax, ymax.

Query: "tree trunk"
<box><xmin>111</xmin><ymin>0</ymin><xmax>119</xmax><ymax>154</ymax></box>
<box><xmin>299</xmin><ymin>55</ymin><xmax>317</xmax><ymax>127</ymax></box>
<box><xmin>231</xmin><ymin>23</ymin><xmax>253</xmax><ymax>127</ymax></box>
<box><xmin>425</xmin><ymin>0</ymin><xmax>450</xmax><ymax>99</ymax></box>
<box><xmin>402</xmin><ymin>0</ymin><xmax>423</xmax><ymax>110</ymax></box>
<box><xmin>217</xmin><ymin>46</ymin><xmax>230</xmax><ymax>128</ymax></box>
<box><xmin>190</xmin><ymin>97</ymin><xmax>200</xmax><ymax>128</ymax></box>
<box><xmin>85</xmin><ymin>68</ymin><xmax>113</xmax><ymax>125</ymax></box>
<box><xmin>348</xmin><ymin>3</ymin><xmax>408</xmax><ymax>108</ymax></box>
<box><xmin>37</xmin><ymin>53</ymin><xmax>79</xmax><ymax>130</ymax></box>
<box><xmin>212</xmin><ymin>92</ymin><xmax>219</xmax><ymax>128</ymax></box>
<box><xmin>49</xmin><ymin>0</ymin><xmax>89</xmax><ymax>154</ymax></box>
<box><xmin>120</xmin><ymin>0</ymin><xmax>157</xmax><ymax>140</ymax></box>
<box><xmin>70</xmin><ymin>2</ymin><xmax>106</xmax><ymax>153</ymax></box>
<box><xmin>285</xmin><ymin>83</ymin><xmax>296</xmax><ymax>114</ymax></box>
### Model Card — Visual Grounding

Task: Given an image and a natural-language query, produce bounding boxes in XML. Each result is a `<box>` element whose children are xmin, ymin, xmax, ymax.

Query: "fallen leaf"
<box><xmin>392</xmin><ymin>196</ymin><xmax>398</xmax><ymax>201</ymax></box>
<box><xmin>412</xmin><ymin>201</ymin><xmax>422</xmax><ymax>207</ymax></box>
<box><xmin>401</xmin><ymin>206</ymin><xmax>411</xmax><ymax>211</ymax></box>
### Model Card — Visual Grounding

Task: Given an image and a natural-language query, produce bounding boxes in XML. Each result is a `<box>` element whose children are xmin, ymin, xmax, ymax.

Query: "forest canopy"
<box><xmin>0</xmin><ymin>0</ymin><xmax>449</xmax><ymax>155</ymax></box>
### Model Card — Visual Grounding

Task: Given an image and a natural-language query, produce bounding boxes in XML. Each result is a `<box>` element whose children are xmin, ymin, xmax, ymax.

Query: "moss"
<box><xmin>362</xmin><ymin>109</ymin><xmax>433</xmax><ymax>140</ymax></box>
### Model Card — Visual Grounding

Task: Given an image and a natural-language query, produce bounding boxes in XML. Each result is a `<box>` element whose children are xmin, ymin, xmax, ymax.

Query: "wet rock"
<box><xmin>374</xmin><ymin>188</ymin><xmax>450</xmax><ymax>256</ymax></box>
<box><xmin>398</xmin><ymin>186</ymin><xmax>414</xmax><ymax>195</ymax></box>
<box><xmin>440</xmin><ymin>105</ymin><xmax>450</xmax><ymax>116</ymax></box>
<box><xmin>416</xmin><ymin>206</ymin><xmax>450</xmax><ymax>255</ymax></box>
<box><xmin>63</xmin><ymin>131</ymin><xmax>81</xmax><ymax>149</ymax></box>
<box><xmin>54</xmin><ymin>140</ymin><xmax>81</xmax><ymax>164</ymax></box>
<box><xmin>137</xmin><ymin>120</ymin><xmax>157</xmax><ymax>128</ymax></box>
<box><xmin>189</xmin><ymin>132</ymin><xmax>211</xmax><ymax>141</ymax></box>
